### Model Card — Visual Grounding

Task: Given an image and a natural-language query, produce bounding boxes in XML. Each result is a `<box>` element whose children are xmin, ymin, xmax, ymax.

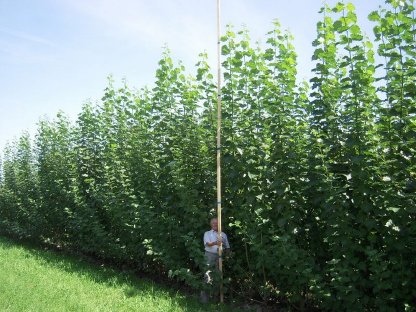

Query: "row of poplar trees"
<box><xmin>0</xmin><ymin>1</ymin><xmax>415</xmax><ymax>310</ymax></box>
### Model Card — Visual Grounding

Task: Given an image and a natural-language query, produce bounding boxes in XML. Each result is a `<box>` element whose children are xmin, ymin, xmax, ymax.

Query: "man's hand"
<box><xmin>207</xmin><ymin>239</ymin><xmax>223</xmax><ymax>247</ymax></box>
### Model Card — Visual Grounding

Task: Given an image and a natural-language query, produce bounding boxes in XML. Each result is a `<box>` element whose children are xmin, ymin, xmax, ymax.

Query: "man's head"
<box><xmin>210</xmin><ymin>218</ymin><xmax>218</xmax><ymax>231</ymax></box>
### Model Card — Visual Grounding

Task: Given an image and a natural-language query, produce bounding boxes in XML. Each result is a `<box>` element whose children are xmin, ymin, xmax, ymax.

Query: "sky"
<box><xmin>0</xmin><ymin>0</ymin><xmax>385</xmax><ymax>154</ymax></box>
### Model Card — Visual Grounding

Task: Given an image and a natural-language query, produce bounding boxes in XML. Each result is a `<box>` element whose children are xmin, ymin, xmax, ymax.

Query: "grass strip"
<box><xmin>0</xmin><ymin>236</ymin><xmax>236</xmax><ymax>312</ymax></box>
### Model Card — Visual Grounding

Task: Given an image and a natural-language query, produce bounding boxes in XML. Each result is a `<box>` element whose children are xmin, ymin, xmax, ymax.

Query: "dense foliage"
<box><xmin>0</xmin><ymin>1</ymin><xmax>415</xmax><ymax>310</ymax></box>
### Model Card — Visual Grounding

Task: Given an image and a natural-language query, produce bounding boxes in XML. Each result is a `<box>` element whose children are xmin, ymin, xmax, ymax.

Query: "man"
<box><xmin>201</xmin><ymin>217</ymin><xmax>230</xmax><ymax>302</ymax></box>
<box><xmin>204</xmin><ymin>217</ymin><xmax>230</xmax><ymax>266</ymax></box>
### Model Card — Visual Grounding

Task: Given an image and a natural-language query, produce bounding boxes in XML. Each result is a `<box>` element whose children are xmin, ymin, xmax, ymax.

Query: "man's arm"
<box><xmin>204</xmin><ymin>231</ymin><xmax>220</xmax><ymax>247</ymax></box>
<box><xmin>204</xmin><ymin>232</ymin><xmax>214</xmax><ymax>247</ymax></box>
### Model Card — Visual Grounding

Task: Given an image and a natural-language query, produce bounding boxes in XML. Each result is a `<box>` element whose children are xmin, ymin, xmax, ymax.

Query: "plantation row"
<box><xmin>0</xmin><ymin>1</ymin><xmax>415</xmax><ymax>311</ymax></box>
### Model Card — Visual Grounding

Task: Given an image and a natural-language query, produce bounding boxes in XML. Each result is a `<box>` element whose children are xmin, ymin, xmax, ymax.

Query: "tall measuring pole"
<box><xmin>216</xmin><ymin>0</ymin><xmax>224</xmax><ymax>304</ymax></box>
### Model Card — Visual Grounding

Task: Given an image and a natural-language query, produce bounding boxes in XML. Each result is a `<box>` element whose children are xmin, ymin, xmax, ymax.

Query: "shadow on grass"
<box><xmin>0</xmin><ymin>235</ymin><xmax>237</xmax><ymax>312</ymax></box>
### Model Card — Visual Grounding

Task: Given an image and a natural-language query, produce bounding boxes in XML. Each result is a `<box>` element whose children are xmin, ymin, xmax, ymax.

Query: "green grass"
<box><xmin>0</xmin><ymin>236</ymin><xmax>236</xmax><ymax>312</ymax></box>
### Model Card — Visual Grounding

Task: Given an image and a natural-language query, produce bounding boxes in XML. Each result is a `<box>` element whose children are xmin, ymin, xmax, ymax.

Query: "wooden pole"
<box><xmin>216</xmin><ymin>0</ymin><xmax>224</xmax><ymax>304</ymax></box>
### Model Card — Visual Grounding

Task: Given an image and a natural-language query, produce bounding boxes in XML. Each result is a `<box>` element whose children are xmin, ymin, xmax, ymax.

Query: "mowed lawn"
<box><xmin>0</xmin><ymin>236</ymin><xmax>233</xmax><ymax>312</ymax></box>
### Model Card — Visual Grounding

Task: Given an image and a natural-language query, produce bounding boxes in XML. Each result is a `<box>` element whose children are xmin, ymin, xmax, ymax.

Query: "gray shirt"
<box><xmin>203</xmin><ymin>230</ymin><xmax>230</xmax><ymax>253</ymax></box>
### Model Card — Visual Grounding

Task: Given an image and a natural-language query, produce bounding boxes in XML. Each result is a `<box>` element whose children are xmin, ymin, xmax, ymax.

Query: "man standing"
<box><xmin>201</xmin><ymin>217</ymin><xmax>230</xmax><ymax>302</ymax></box>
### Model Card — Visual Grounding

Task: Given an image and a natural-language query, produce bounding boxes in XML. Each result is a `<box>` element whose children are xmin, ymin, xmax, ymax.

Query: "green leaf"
<box><xmin>387</xmin><ymin>207</ymin><xmax>400</xmax><ymax>213</ymax></box>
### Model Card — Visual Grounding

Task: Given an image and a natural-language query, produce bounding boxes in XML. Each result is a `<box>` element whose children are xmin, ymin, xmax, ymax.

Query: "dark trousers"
<box><xmin>200</xmin><ymin>251</ymin><xmax>220</xmax><ymax>302</ymax></box>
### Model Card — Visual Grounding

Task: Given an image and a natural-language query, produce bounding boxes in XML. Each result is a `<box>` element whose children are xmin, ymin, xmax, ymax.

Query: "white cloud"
<box><xmin>0</xmin><ymin>27</ymin><xmax>55</xmax><ymax>47</ymax></box>
<box><xmin>61</xmin><ymin>0</ymin><xmax>216</xmax><ymax>62</ymax></box>
<box><xmin>58</xmin><ymin>0</ymin><xmax>276</xmax><ymax>71</ymax></box>
<box><xmin>0</xmin><ymin>27</ymin><xmax>58</xmax><ymax>64</ymax></box>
